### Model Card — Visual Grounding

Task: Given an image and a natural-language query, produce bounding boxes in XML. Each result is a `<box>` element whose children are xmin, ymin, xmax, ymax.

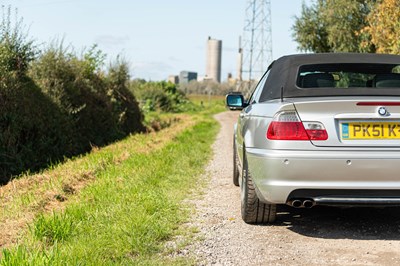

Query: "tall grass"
<box><xmin>0</xmin><ymin>114</ymin><xmax>219</xmax><ymax>265</ymax></box>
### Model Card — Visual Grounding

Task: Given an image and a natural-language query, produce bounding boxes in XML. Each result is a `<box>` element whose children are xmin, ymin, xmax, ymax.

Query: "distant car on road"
<box><xmin>227</xmin><ymin>53</ymin><xmax>400</xmax><ymax>224</ymax></box>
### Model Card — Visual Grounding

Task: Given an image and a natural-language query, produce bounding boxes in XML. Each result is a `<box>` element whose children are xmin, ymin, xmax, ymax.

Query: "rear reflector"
<box><xmin>267</xmin><ymin>111</ymin><xmax>328</xmax><ymax>141</ymax></box>
<box><xmin>357</xmin><ymin>102</ymin><xmax>400</xmax><ymax>106</ymax></box>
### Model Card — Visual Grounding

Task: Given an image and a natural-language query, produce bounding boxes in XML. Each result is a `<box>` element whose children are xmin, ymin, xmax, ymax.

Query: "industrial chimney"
<box><xmin>206</xmin><ymin>37</ymin><xmax>222</xmax><ymax>83</ymax></box>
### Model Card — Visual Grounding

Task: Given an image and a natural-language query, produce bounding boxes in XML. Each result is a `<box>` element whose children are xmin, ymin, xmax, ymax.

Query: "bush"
<box><xmin>106</xmin><ymin>58</ymin><xmax>145</xmax><ymax>135</ymax></box>
<box><xmin>130</xmin><ymin>80</ymin><xmax>194</xmax><ymax>113</ymax></box>
<box><xmin>0</xmin><ymin>74</ymin><xmax>73</xmax><ymax>182</ymax></box>
<box><xmin>0</xmin><ymin>7</ymin><xmax>74</xmax><ymax>182</ymax></box>
<box><xmin>29</xmin><ymin>45</ymin><xmax>145</xmax><ymax>153</ymax></box>
<box><xmin>29</xmin><ymin>45</ymin><xmax>109</xmax><ymax>152</ymax></box>
<box><xmin>0</xmin><ymin>7</ymin><xmax>145</xmax><ymax>182</ymax></box>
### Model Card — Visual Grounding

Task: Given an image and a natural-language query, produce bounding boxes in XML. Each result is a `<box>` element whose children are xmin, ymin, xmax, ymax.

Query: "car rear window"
<box><xmin>297</xmin><ymin>64</ymin><xmax>400</xmax><ymax>89</ymax></box>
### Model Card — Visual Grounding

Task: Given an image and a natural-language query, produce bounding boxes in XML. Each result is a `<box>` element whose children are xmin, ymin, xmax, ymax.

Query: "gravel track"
<box><xmin>190</xmin><ymin>111</ymin><xmax>400</xmax><ymax>265</ymax></box>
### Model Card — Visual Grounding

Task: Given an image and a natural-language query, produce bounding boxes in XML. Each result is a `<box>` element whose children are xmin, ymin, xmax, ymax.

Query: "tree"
<box><xmin>292</xmin><ymin>0</ymin><xmax>376</xmax><ymax>53</ymax></box>
<box><xmin>292</xmin><ymin>1</ymin><xmax>331</xmax><ymax>53</ymax></box>
<box><xmin>361</xmin><ymin>0</ymin><xmax>400</xmax><ymax>54</ymax></box>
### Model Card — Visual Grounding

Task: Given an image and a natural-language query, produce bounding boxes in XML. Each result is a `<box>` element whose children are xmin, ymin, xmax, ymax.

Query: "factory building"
<box><xmin>206</xmin><ymin>37</ymin><xmax>222</xmax><ymax>83</ymax></box>
<box><xmin>179</xmin><ymin>71</ymin><xmax>198</xmax><ymax>84</ymax></box>
<box><xmin>168</xmin><ymin>75</ymin><xmax>179</xmax><ymax>84</ymax></box>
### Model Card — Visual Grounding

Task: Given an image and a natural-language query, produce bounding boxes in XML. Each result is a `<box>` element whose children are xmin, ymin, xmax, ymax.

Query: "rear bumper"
<box><xmin>314</xmin><ymin>197</ymin><xmax>400</xmax><ymax>206</ymax></box>
<box><xmin>246</xmin><ymin>148</ymin><xmax>400</xmax><ymax>205</ymax></box>
<box><xmin>288</xmin><ymin>189</ymin><xmax>400</xmax><ymax>207</ymax></box>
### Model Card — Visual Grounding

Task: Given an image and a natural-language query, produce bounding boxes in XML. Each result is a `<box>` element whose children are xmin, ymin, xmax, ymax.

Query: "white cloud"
<box><xmin>94</xmin><ymin>35</ymin><xmax>130</xmax><ymax>48</ymax></box>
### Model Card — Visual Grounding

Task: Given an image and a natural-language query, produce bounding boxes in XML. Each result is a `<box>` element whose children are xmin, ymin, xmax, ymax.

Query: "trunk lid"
<box><xmin>291</xmin><ymin>97</ymin><xmax>400</xmax><ymax>147</ymax></box>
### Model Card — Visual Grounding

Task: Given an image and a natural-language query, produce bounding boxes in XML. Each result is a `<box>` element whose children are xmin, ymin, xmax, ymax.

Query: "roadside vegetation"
<box><xmin>0</xmin><ymin>95</ymin><xmax>225</xmax><ymax>265</ymax></box>
<box><xmin>0</xmin><ymin>7</ymin><xmax>145</xmax><ymax>183</ymax></box>
<box><xmin>0</xmin><ymin>6</ymin><xmax>225</xmax><ymax>183</ymax></box>
<box><xmin>0</xmin><ymin>3</ymin><xmax>230</xmax><ymax>265</ymax></box>
<box><xmin>129</xmin><ymin>79</ymin><xmax>199</xmax><ymax>132</ymax></box>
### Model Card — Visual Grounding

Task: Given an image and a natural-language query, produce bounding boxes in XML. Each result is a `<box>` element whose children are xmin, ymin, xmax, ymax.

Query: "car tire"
<box><xmin>233</xmin><ymin>139</ymin><xmax>240</xmax><ymax>187</ymax></box>
<box><xmin>241</xmin><ymin>153</ymin><xmax>276</xmax><ymax>224</ymax></box>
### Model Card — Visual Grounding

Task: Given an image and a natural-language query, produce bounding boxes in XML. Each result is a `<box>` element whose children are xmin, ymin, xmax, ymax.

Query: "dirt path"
<box><xmin>189</xmin><ymin>111</ymin><xmax>400</xmax><ymax>265</ymax></box>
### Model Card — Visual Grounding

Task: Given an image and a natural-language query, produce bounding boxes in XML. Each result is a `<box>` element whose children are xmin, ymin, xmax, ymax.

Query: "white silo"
<box><xmin>206</xmin><ymin>37</ymin><xmax>222</xmax><ymax>83</ymax></box>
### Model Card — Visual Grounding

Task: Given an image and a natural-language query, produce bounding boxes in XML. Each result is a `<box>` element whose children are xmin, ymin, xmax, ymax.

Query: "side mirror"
<box><xmin>226</xmin><ymin>93</ymin><xmax>245</xmax><ymax>110</ymax></box>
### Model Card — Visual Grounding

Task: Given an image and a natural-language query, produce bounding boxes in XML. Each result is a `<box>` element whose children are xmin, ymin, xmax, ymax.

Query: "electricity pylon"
<box><xmin>237</xmin><ymin>0</ymin><xmax>273</xmax><ymax>96</ymax></box>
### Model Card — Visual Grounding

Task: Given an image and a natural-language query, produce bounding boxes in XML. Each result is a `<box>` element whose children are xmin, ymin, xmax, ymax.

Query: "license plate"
<box><xmin>341</xmin><ymin>122</ymin><xmax>400</xmax><ymax>140</ymax></box>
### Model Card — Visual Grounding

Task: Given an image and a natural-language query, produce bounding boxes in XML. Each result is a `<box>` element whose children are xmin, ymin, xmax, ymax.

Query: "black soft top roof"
<box><xmin>259</xmin><ymin>53</ymin><xmax>400</xmax><ymax>102</ymax></box>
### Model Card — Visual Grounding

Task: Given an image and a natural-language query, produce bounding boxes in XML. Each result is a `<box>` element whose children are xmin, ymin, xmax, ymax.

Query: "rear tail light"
<box><xmin>267</xmin><ymin>111</ymin><xmax>308</xmax><ymax>140</ymax></box>
<box><xmin>303</xmin><ymin>122</ymin><xmax>328</xmax><ymax>140</ymax></box>
<box><xmin>267</xmin><ymin>111</ymin><xmax>328</xmax><ymax>141</ymax></box>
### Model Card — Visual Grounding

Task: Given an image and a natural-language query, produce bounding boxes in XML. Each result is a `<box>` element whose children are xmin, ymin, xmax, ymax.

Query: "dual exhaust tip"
<box><xmin>290</xmin><ymin>199</ymin><xmax>315</xmax><ymax>208</ymax></box>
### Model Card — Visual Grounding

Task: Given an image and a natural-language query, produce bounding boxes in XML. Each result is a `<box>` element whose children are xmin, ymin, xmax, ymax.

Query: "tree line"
<box><xmin>292</xmin><ymin>0</ymin><xmax>400</xmax><ymax>54</ymax></box>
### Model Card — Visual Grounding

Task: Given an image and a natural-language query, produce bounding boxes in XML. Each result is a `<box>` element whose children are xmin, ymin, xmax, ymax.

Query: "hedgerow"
<box><xmin>0</xmin><ymin>7</ymin><xmax>144</xmax><ymax>183</ymax></box>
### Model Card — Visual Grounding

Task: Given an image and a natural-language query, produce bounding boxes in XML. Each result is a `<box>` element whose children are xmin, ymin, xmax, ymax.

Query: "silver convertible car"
<box><xmin>227</xmin><ymin>53</ymin><xmax>400</xmax><ymax>224</ymax></box>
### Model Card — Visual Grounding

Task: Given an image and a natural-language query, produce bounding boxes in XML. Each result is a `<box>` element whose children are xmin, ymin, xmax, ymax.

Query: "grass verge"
<box><xmin>0</xmin><ymin>114</ymin><xmax>196</xmax><ymax>247</ymax></box>
<box><xmin>0</xmin><ymin>110</ymin><xmax>220</xmax><ymax>265</ymax></box>
<box><xmin>187</xmin><ymin>94</ymin><xmax>226</xmax><ymax>115</ymax></box>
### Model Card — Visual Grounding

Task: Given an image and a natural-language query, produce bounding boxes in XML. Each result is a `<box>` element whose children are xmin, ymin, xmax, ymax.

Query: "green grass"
<box><xmin>187</xmin><ymin>94</ymin><xmax>226</xmax><ymax>115</ymax></box>
<box><xmin>0</xmin><ymin>114</ymin><xmax>219</xmax><ymax>265</ymax></box>
<box><xmin>33</xmin><ymin>211</ymin><xmax>75</xmax><ymax>245</ymax></box>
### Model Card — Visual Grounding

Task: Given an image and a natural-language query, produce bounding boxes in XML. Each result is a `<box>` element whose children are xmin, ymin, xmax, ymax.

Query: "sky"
<box><xmin>1</xmin><ymin>0</ymin><xmax>310</xmax><ymax>81</ymax></box>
